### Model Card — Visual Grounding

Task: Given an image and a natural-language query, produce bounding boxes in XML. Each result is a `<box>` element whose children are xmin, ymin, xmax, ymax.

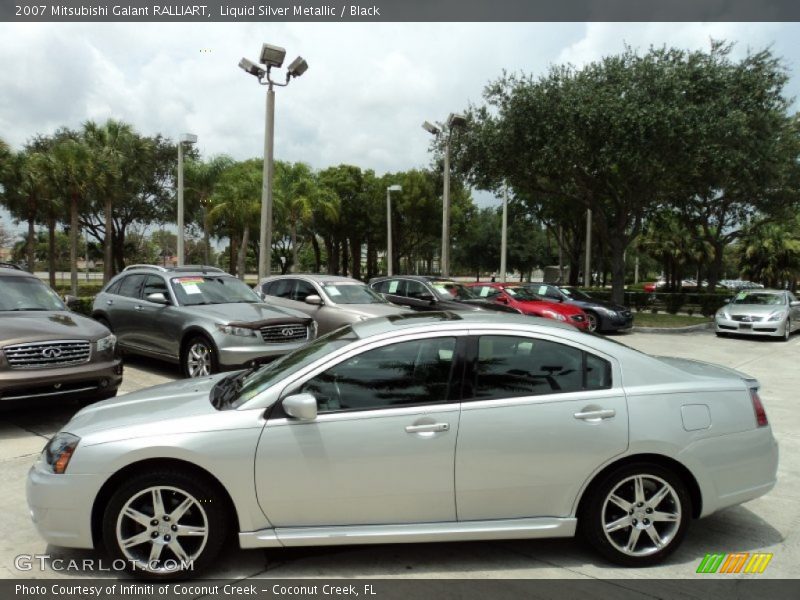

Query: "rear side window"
<box><xmin>374</xmin><ymin>279</ymin><xmax>405</xmax><ymax>295</ymax></box>
<box><xmin>116</xmin><ymin>275</ymin><xmax>146</xmax><ymax>299</ymax></box>
<box><xmin>471</xmin><ymin>335</ymin><xmax>611</xmax><ymax>400</ymax></box>
<box><xmin>105</xmin><ymin>279</ymin><xmax>123</xmax><ymax>295</ymax></box>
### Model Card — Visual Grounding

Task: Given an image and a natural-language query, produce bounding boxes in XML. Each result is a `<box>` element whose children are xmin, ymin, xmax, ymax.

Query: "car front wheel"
<box><xmin>581</xmin><ymin>463</ymin><xmax>690</xmax><ymax>566</ymax></box>
<box><xmin>585</xmin><ymin>312</ymin><xmax>599</xmax><ymax>332</ymax></box>
<box><xmin>182</xmin><ymin>336</ymin><xmax>218</xmax><ymax>378</ymax></box>
<box><xmin>102</xmin><ymin>470</ymin><xmax>228</xmax><ymax>579</ymax></box>
<box><xmin>782</xmin><ymin>318</ymin><xmax>791</xmax><ymax>342</ymax></box>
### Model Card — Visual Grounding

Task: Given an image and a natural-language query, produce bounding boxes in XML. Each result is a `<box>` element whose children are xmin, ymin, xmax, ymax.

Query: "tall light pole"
<box><xmin>500</xmin><ymin>183</ymin><xmax>508</xmax><ymax>283</ymax></box>
<box><xmin>423</xmin><ymin>113</ymin><xmax>466</xmax><ymax>278</ymax></box>
<box><xmin>386</xmin><ymin>185</ymin><xmax>402</xmax><ymax>275</ymax></box>
<box><xmin>177</xmin><ymin>133</ymin><xmax>197</xmax><ymax>266</ymax></box>
<box><xmin>584</xmin><ymin>208</ymin><xmax>592</xmax><ymax>287</ymax></box>
<box><xmin>239</xmin><ymin>45</ymin><xmax>308</xmax><ymax>279</ymax></box>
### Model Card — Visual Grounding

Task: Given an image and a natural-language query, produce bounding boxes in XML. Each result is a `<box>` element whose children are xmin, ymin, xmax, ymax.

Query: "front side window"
<box><xmin>472</xmin><ymin>335</ymin><xmax>611</xmax><ymax>400</ymax></box>
<box><xmin>299</xmin><ymin>337</ymin><xmax>457</xmax><ymax>413</ymax></box>
<box><xmin>293</xmin><ymin>280</ymin><xmax>317</xmax><ymax>302</ymax></box>
<box><xmin>143</xmin><ymin>275</ymin><xmax>169</xmax><ymax>299</ymax></box>
<box><xmin>170</xmin><ymin>276</ymin><xmax>260</xmax><ymax>306</ymax></box>
<box><xmin>0</xmin><ymin>276</ymin><xmax>65</xmax><ymax>312</ymax></box>
<box><xmin>472</xmin><ymin>285</ymin><xmax>501</xmax><ymax>299</ymax></box>
<box><xmin>117</xmin><ymin>274</ymin><xmax>146</xmax><ymax>299</ymax></box>
<box><xmin>503</xmin><ymin>286</ymin><xmax>541</xmax><ymax>301</ymax></box>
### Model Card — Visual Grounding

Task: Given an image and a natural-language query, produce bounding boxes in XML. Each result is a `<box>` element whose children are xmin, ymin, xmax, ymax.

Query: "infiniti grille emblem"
<box><xmin>281</xmin><ymin>328</ymin><xmax>296</xmax><ymax>337</ymax></box>
<box><xmin>41</xmin><ymin>347</ymin><xmax>63</xmax><ymax>359</ymax></box>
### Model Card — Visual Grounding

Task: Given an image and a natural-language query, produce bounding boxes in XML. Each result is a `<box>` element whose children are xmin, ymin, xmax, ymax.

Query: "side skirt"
<box><xmin>239</xmin><ymin>517</ymin><xmax>577</xmax><ymax>549</ymax></box>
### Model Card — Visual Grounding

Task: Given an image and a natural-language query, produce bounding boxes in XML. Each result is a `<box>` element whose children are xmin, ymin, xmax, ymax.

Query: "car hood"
<box><xmin>654</xmin><ymin>356</ymin><xmax>756</xmax><ymax>385</ymax></box>
<box><xmin>569</xmin><ymin>298</ymin><xmax>628</xmax><ymax>312</ymax></box>
<box><xmin>518</xmin><ymin>299</ymin><xmax>585</xmax><ymax>316</ymax></box>
<box><xmin>180</xmin><ymin>302</ymin><xmax>310</xmax><ymax>325</ymax></box>
<box><xmin>724</xmin><ymin>304</ymin><xmax>786</xmax><ymax>316</ymax></box>
<box><xmin>63</xmin><ymin>375</ymin><xmax>226</xmax><ymax>439</ymax></box>
<box><xmin>0</xmin><ymin>311</ymin><xmax>109</xmax><ymax>345</ymax></box>
<box><xmin>335</xmin><ymin>303</ymin><xmax>412</xmax><ymax>318</ymax></box>
<box><xmin>458</xmin><ymin>299</ymin><xmax>520</xmax><ymax>313</ymax></box>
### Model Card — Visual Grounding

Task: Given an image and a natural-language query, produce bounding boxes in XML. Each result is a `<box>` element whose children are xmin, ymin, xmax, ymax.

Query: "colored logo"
<box><xmin>696</xmin><ymin>552</ymin><xmax>773</xmax><ymax>574</ymax></box>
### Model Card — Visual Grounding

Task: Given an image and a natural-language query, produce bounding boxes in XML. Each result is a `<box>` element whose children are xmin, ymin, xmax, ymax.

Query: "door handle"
<box><xmin>405</xmin><ymin>423</ymin><xmax>449</xmax><ymax>433</ymax></box>
<box><xmin>574</xmin><ymin>408</ymin><xmax>616</xmax><ymax>421</ymax></box>
<box><xmin>134</xmin><ymin>305</ymin><xmax>142</xmax><ymax>310</ymax></box>
<box><xmin>106</xmin><ymin>300</ymin><xmax>113</xmax><ymax>305</ymax></box>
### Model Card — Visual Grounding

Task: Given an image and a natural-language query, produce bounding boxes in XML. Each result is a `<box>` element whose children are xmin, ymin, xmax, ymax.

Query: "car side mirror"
<box><xmin>305</xmin><ymin>294</ymin><xmax>323</xmax><ymax>306</ymax></box>
<box><xmin>63</xmin><ymin>294</ymin><xmax>79</xmax><ymax>309</ymax></box>
<box><xmin>146</xmin><ymin>292</ymin><xmax>170</xmax><ymax>305</ymax></box>
<box><xmin>282</xmin><ymin>393</ymin><xmax>318</xmax><ymax>421</ymax></box>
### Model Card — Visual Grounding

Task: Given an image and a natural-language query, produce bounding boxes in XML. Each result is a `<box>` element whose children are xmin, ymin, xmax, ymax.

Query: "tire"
<box><xmin>181</xmin><ymin>335</ymin><xmax>218</xmax><ymax>378</ymax></box>
<box><xmin>102</xmin><ymin>469</ymin><xmax>228</xmax><ymax>579</ymax></box>
<box><xmin>580</xmin><ymin>463</ymin><xmax>691</xmax><ymax>567</ymax></box>
<box><xmin>585</xmin><ymin>312</ymin><xmax>599</xmax><ymax>333</ymax></box>
<box><xmin>715</xmin><ymin>331</ymin><xmax>727</xmax><ymax>338</ymax></box>
<box><xmin>782</xmin><ymin>319</ymin><xmax>791</xmax><ymax>342</ymax></box>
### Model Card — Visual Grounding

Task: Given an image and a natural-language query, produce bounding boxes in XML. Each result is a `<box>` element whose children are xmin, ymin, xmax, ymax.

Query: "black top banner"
<box><xmin>3</xmin><ymin>0</ymin><xmax>800</xmax><ymax>22</ymax></box>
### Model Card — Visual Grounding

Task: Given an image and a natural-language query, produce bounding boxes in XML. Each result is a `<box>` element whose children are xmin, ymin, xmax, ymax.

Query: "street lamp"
<box><xmin>386</xmin><ymin>184</ymin><xmax>402</xmax><ymax>276</ymax></box>
<box><xmin>500</xmin><ymin>183</ymin><xmax>509</xmax><ymax>283</ymax></box>
<box><xmin>177</xmin><ymin>133</ymin><xmax>197</xmax><ymax>267</ymax></box>
<box><xmin>422</xmin><ymin>113</ymin><xmax>466</xmax><ymax>277</ymax></box>
<box><xmin>239</xmin><ymin>44</ymin><xmax>308</xmax><ymax>279</ymax></box>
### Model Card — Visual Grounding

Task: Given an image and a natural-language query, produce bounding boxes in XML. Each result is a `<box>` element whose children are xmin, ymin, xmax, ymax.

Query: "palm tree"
<box><xmin>184</xmin><ymin>155</ymin><xmax>234</xmax><ymax>264</ymax></box>
<box><xmin>739</xmin><ymin>221</ymin><xmax>800</xmax><ymax>291</ymax></box>
<box><xmin>273</xmin><ymin>161</ymin><xmax>317</xmax><ymax>272</ymax></box>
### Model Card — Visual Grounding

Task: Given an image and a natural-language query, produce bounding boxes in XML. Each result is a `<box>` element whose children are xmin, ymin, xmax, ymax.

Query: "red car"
<box><xmin>466</xmin><ymin>282</ymin><xmax>590</xmax><ymax>330</ymax></box>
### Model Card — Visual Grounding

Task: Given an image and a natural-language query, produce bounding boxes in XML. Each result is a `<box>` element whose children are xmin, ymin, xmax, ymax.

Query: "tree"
<box><xmin>184</xmin><ymin>154</ymin><xmax>234</xmax><ymax>264</ymax></box>
<box><xmin>273</xmin><ymin>161</ymin><xmax>316</xmax><ymax>273</ymax></box>
<box><xmin>453</xmin><ymin>206</ymin><xmax>500</xmax><ymax>278</ymax></box>
<box><xmin>738</xmin><ymin>218</ymin><xmax>800</xmax><ymax>291</ymax></box>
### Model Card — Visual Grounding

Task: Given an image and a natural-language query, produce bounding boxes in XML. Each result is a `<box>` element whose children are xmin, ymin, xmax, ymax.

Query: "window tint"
<box><xmin>270</xmin><ymin>279</ymin><xmax>294</xmax><ymax>299</ymax></box>
<box><xmin>260</xmin><ymin>281</ymin><xmax>275</xmax><ymax>296</ymax></box>
<box><xmin>473</xmin><ymin>285</ymin><xmax>501</xmax><ymax>299</ymax></box>
<box><xmin>375</xmin><ymin>279</ymin><xmax>405</xmax><ymax>295</ymax></box>
<box><xmin>105</xmin><ymin>279</ymin><xmax>123</xmax><ymax>295</ymax></box>
<box><xmin>117</xmin><ymin>274</ymin><xmax>145</xmax><ymax>299</ymax></box>
<box><xmin>293</xmin><ymin>280</ymin><xmax>317</xmax><ymax>302</ymax></box>
<box><xmin>143</xmin><ymin>275</ymin><xmax>169</xmax><ymax>299</ymax></box>
<box><xmin>473</xmin><ymin>335</ymin><xmax>611</xmax><ymax>400</ymax></box>
<box><xmin>405</xmin><ymin>280</ymin><xmax>430</xmax><ymax>299</ymax></box>
<box><xmin>300</xmin><ymin>337</ymin><xmax>457</xmax><ymax>413</ymax></box>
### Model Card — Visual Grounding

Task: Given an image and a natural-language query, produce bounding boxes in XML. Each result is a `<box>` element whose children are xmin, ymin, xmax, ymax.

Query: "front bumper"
<box><xmin>26</xmin><ymin>462</ymin><xmax>101</xmax><ymax>549</ymax></box>
<box><xmin>715</xmin><ymin>317</ymin><xmax>785</xmax><ymax>337</ymax></box>
<box><xmin>0</xmin><ymin>358</ymin><xmax>123</xmax><ymax>402</ymax></box>
<box><xmin>599</xmin><ymin>310</ymin><xmax>634</xmax><ymax>332</ymax></box>
<box><xmin>215</xmin><ymin>337</ymin><xmax>311</xmax><ymax>368</ymax></box>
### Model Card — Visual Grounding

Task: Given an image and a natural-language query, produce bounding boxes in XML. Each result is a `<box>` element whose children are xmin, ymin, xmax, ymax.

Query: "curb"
<box><xmin>632</xmin><ymin>322</ymin><xmax>714</xmax><ymax>334</ymax></box>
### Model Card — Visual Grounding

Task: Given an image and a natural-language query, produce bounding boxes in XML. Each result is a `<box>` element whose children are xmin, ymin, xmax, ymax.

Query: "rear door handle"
<box><xmin>574</xmin><ymin>409</ymin><xmax>616</xmax><ymax>421</ymax></box>
<box><xmin>405</xmin><ymin>423</ymin><xmax>449</xmax><ymax>433</ymax></box>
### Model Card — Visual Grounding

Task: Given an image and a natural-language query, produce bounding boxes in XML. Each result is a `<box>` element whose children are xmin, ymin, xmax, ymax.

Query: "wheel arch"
<box><xmin>180</xmin><ymin>326</ymin><xmax>219</xmax><ymax>359</ymax></box>
<box><xmin>90</xmin><ymin>457</ymin><xmax>240</xmax><ymax>549</ymax></box>
<box><xmin>576</xmin><ymin>453</ymin><xmax>702</xmax><ymax>520</ymax></box>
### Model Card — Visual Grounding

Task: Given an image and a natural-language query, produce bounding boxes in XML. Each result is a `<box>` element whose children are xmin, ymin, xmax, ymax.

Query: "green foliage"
<box><xmin>664</xmin><ymin>293</ymin><xmax>687</xmax><ymax>315</ymax></box>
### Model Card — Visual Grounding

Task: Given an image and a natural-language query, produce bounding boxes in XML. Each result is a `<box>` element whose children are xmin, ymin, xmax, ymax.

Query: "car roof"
<box><xmin>0</xmin><ymin>266</ymin><xmax>35</xmax><ymax>277</ymax></box>
<box><xmin>119</xmin><ymin>265</ymin><xmax>230</xmax><ymax>277</ymax></box>
<box><xmin>371</xmin><ymin>275</ymin><xmax>444</xmax><ymax>282</ymax></box>
<box><xmin>260</xmin><ymin>274</ymin><xmax>366</xmax><ymax>285</ymax></box>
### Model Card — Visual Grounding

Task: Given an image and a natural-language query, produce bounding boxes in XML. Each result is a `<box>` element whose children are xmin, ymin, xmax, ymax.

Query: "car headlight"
<box><xmin>595</xmin><ymin>306</ymin><xmax>616</xmax><ymax>316</ymax></box>
<box><xmin>768</xmin><ymin>311</ymin><xmax>786</xmax><ymax>322</ymax></box>
<box><xmin>42</xmin><ymin>432</ymin><xmax>80</xmax><ymax>474</ymax></box>
<box><xmin>542</xmin><ymin>310</ymin><xmax>567</xmax><ymax>321</ymax></box>
<box><xmin>216</xmin><ymin>324</ymin><xmax>257</xmax><ymax>337</ymax></box>
<box><xmin>95</xmin><ymin>333</ymin><xmax>116</xmax><ymax>353</ymax></box>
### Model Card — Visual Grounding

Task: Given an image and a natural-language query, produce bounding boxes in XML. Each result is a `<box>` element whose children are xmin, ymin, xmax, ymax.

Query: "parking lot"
<box><xmin>1</xmin><ymin>330</ymin><xmax>797</xmax><ymax>581</ymax></box>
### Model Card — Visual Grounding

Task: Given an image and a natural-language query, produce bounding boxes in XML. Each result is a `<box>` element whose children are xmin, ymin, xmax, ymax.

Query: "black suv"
<box><xmin>369</xmin><ymin>276</ymin><xmax>520</xmax><ymax>314</ymax></box>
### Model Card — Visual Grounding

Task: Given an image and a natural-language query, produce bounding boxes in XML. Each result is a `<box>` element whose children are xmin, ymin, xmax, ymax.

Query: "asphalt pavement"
<box><xmin>0</xmin><ymin>331</ymin><xmax>797</xmax><ymax>582</ymax></box>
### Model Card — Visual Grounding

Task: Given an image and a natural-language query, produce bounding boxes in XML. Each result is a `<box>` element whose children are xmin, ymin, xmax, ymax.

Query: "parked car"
<box><xmin>466</xmin><ymin>282</ymin><xmax>589</xmax><ymax>330</ymax></box>
<box><xmin>715</xmin><ymin>289</ymin><xmax>800</xmax><ymax>341</ymax></box>
<box><xmin>27</xmin><ymin>311</ymin><xmax>778</xmax><ymax>578</ymax></box>
<box><xmin>524</xmin><ymin>284</ymin><xmax>633</xmax><ymax>333</ymax></box>
<box><xmin>0</xmin><ymin>265</ymin><xmax>121</xmax><ymax>404</ymax></box>
<box><xmin>91</xmin><ymin>265</ymin><xmax>315</xmax><ymax>378</ymax></box>
<box><xmin>369</xmin><ymin>275</ymin><xmax>520</xmax><ymax>313</ymax></box>
<box><xmin>256</xmin><ymin>274</ymin><xmax>412</xmax><ymax>336</ymax></box>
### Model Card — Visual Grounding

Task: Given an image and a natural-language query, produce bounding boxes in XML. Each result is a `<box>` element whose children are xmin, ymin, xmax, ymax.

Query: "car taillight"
<box><xmin>750</xmin><ymin>389</ymin><xmax>768</xmax><ymax>427</ymax></box>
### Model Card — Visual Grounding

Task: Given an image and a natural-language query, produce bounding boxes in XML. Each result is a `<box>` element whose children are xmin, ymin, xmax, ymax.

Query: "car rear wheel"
<box><xmin>581</xmin><ymin>463</ymin><xmax>690</xmax><ymax>566</ymax></box>
<box><xmin>585</xmin><ymin>312</ymin><xmax>599</xmax><ymax>332</ymax></box>
<box><xmin>102</xmin><ymin>470</ymin><xmax>227</xmax><ymax>579</ymax></box>
<box><xmin>182</xmin><ymin>336</ymin><xmax>218</xmax><ymax>378</ymax></box>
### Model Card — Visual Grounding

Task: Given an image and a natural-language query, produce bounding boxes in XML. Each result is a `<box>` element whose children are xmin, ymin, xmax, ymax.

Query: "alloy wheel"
<box><xmin>601</xmin><ymin>474</ymin><xmax>682</xmax><ymax>557</ymax></box>
<box><xmin>115</xmin><ymin>486</ymin><xmax>209</xmax><ymax>574</ymax></box>
<box><xmin>785</xmin><ymin>319</ymin><xmax>791</xmax><ymax>341</ymax></box>
<box><xmin>586</xmin><ymin>312</ymin><xmax>599</xmax><ymax>332</ymax></box>
<box><xmin>186</xmin><ymin>342</ymin><xmax>212</xmax><ymax>377</ymax></box>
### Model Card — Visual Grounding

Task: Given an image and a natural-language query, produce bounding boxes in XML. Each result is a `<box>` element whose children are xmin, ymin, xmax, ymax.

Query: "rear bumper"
<box><xmin>0</xmin><ymin>358</ymin><xmax>122</xmax><ymax>402</ymax></box>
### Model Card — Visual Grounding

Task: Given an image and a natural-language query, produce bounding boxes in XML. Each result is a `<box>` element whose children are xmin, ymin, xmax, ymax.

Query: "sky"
<box><xmin>1</xmin><ymin>21</ymin><xmax>800</xmax><ymax>235</ymax></box>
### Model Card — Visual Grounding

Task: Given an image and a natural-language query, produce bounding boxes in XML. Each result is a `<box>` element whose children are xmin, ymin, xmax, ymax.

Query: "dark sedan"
<box><xmin>369</xmin><ymin>276</ymin><xmax>520</xmax><ymax>314</ymax></box>
<box><xmin>524</xmin><ymin>284</ymin><xmax>633</xmax><ymax>333</ymax></box>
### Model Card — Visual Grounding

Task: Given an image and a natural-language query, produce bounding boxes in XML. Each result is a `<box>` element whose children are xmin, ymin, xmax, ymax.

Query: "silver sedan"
<box><xmin>27</xmin><ymin>312</ymin><xmax>778</xmax><ymax>578</ymax></box>
<box><xmin>715</xmin><ymin>289</ymin><xmax>800</xmax><ymax>341</ymax></box>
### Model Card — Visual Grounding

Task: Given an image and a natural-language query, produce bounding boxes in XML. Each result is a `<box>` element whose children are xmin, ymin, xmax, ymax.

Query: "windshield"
<box><xmin>731</xmin><ymin>292</ymin><xmax>785</xmax><ymax>306</ymax></box>
<box><xmin>430</xmin><ymin>281</ymin><xmax>477</xmax><ymax>301</ymax></box>
<box><xmin>170</xmin><ymin>276</ymin><xmax>260</xmax><ymax>306</ymax></box>
<box><xmin>0</xmin><ymin>276</ymin><xmax>65</xmax><ymax>311</ymax></box>
<box><xmin>232</xmin><ymin>326</ymin><xmax>359</xmax><ymax>407</ymax></box>
<box><xmin>323</xmin><ymin>283</ymin><xmax>386</xmax><ymax>304</ymax></box>
<box><xmin>560</xmin><ymin>287</ymin><xmax>591</xmax><ymax>300</ymax></box>
<box><xmin>504</xmin><ymin>287</ymin><xmax>542</xmax><ymax>301</ymax></box>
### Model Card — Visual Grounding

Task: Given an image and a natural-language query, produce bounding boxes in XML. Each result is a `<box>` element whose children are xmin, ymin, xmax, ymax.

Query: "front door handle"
<box><xmin>405</xmin><ymin>423</ymin><xmax>449</xmax><ymax>433</ymax></box>
<box><xmin>574</xmin><ymin>408</ymin><xmax>616</xmax><ymax>421</ymax></box>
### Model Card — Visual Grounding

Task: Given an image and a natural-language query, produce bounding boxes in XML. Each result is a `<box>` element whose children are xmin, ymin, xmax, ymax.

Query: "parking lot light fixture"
<box><xmin>177</xmin><ymin>133</ymin><xmax>197</xmax><ymax>267</ymax></box>
<box><xmin>239</xmin><ymin>44</ymin><xmax>308</xmax><ymax>279</ymax></box>
<box><xmin>386</xmin><ymin>185</ymin><xmax>402</xmax><ymax>276</ymax></box>
<box><xmin>423</xmin><ymin>113</ymin><xmax>466</xmax><ymax>277</ymax></box>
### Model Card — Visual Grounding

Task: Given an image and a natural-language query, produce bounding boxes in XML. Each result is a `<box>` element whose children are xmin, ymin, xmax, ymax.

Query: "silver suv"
<box><xmin>92</xmin><ymin>265</ymin><xmax>315</xmax><ymax>378</ymax></box>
